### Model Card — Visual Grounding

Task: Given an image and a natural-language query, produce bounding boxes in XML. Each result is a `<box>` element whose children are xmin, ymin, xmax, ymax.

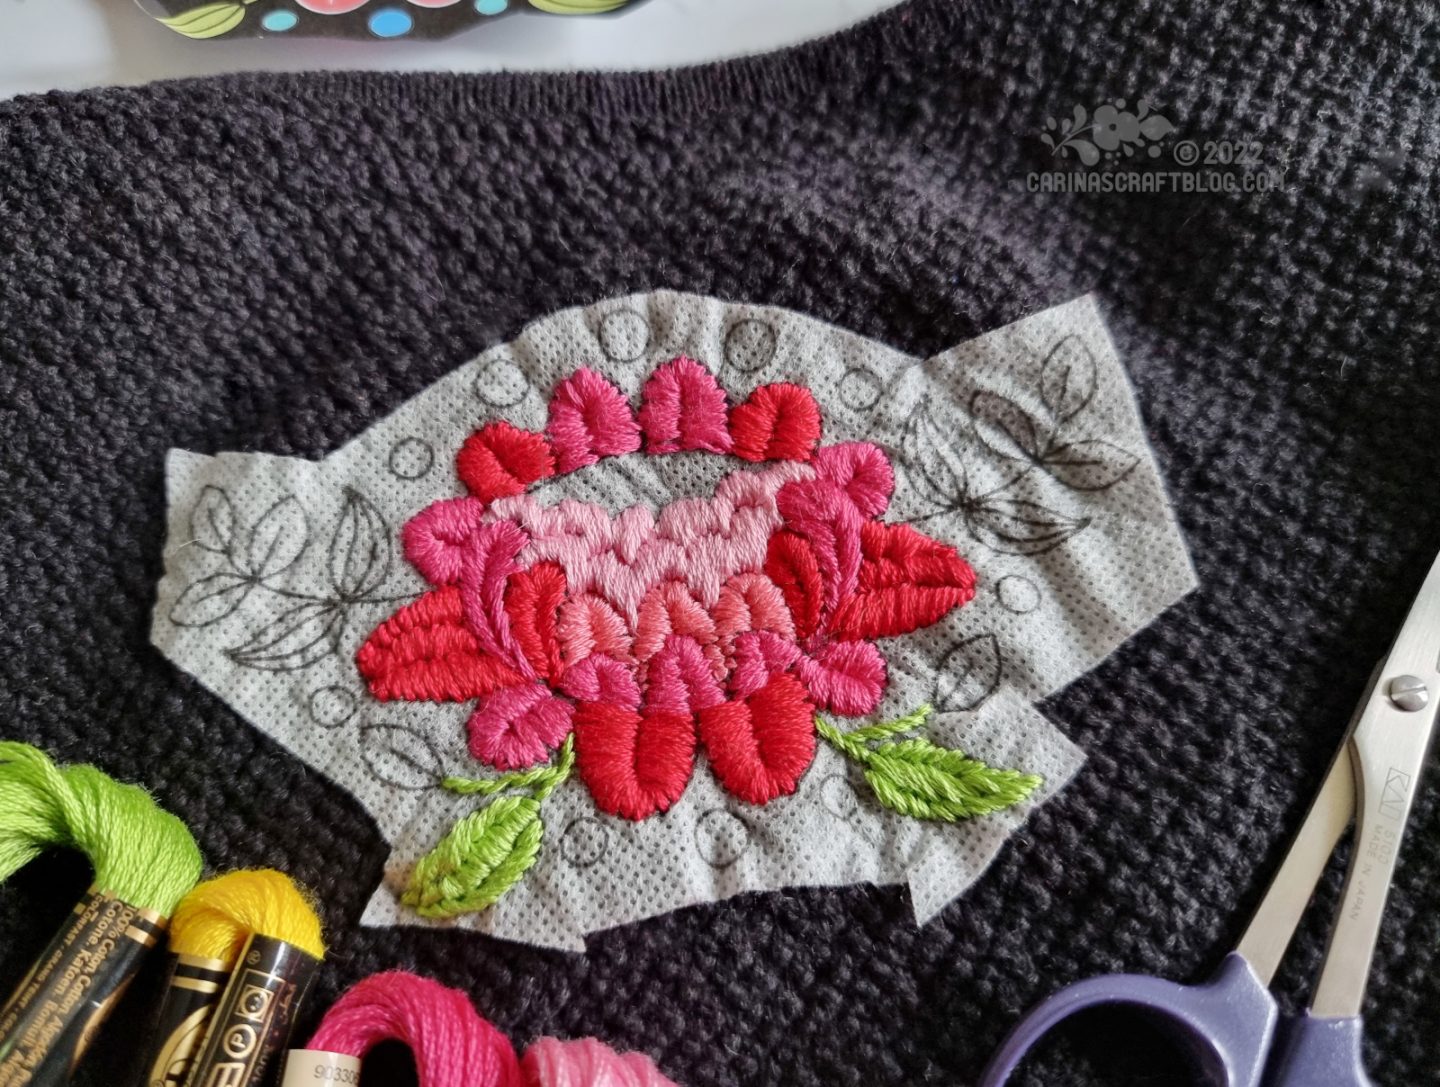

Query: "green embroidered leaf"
<box><xmin>818</xmin><ymin>704</ymin><xmax>1042</xmax><ymax>822</ymax></box>
<box><xmin>862</xmin><ymin>738</ymin><xmax>1042</xmax><ymax>821</ymax></box>
<box><xmin>402</xmin><ymin>795</ymin><xmax>543</xmax><ymax>918</ymax></box>
<box><xmin>158</xmin><ymin>3</ymin><xmax>247</xmax><ymax>39</ymax></box>
<box><xmin>443</xmin><ymin>734</ymin><xmax>575</xmax><ymax>801</ymax></box>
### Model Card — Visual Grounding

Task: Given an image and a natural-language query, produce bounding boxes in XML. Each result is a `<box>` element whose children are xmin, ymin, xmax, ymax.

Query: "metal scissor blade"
<box><xmin>1309</xmin><ymin>546</ymin><xmax>1440</xmax><ymax>1018</ymax></box>
<box><xmin>1234</xmin><ymin>747</ymin><xmax>1355</xmax><ymax>986</ymax></box>
<box><xmin>1233</xmin><ymin>666</ymin><xmax>1377</xmax><ymax>985</ymax></box>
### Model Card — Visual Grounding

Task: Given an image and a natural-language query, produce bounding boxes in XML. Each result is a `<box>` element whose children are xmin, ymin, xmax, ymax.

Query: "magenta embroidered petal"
<box><xmin>467</xmin><ymin>683</ymin><xmax>575</xmax><ymax>770</ymax></box>
<box><xmin>795</xmin><ymin>640</ymin><xmax>888</xmax><ymax>716</ymax></box>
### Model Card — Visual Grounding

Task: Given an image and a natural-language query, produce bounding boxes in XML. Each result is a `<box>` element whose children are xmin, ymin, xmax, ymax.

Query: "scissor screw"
<box><xmin>1388</xmin><ymin>675</ymin><xmax>1429</xmax><ymax>712</ymax></box>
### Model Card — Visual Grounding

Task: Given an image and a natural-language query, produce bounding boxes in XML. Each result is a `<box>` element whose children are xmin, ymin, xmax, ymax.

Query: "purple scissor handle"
<box><xmin>978</xmin><ymin>952</ymin><xmax>1279</xmax><ymax>1087</ymax></box>
<box><xmin>983</xmin><ymin>545</ymin><xmax>1440</xmax><ymax>1087</ymax></box>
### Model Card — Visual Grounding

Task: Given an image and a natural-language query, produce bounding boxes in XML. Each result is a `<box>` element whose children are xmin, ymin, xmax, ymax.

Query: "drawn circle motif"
<box><xmin>820</xmin><ymin>774</ymin><xmax>860</xmax><ymax>819</ymax></box>
<box><xmin>560</xmin><ymin>818</ymin><xmax>610</xmax><ymax>869</ymax></box>
<box><xmin>839</xmin><ymin>368</ymin><xmax>882</xmax><ymax>412</ymax></box>
<box><xmin>694</xmin><ymin>809</ymin><xmax>751</xmax><ymax>869</ymax></box>
<box><xmin>996</xmin><ymin>575</ymin><xmax>1040</xmax><ymax>614</ymax></box>
<box><xmin>723</xmin><ymin>320</ymin><xmax>777</xmax><ymax>374</ymax></box>
<box><xmin>308</xmin><ymin>686</ymin><xmax>357</xmax><ymax>729</ymax></box>
<box><xmin>473</xmin><ymin>359</ymin><xmax>530</xmax><ymax>408</ymax></box>
<box><xmin>598</xmin><ymin>310</ymin><xmax>650</xmax><ymax>363</ymax></box>
<box><xmin>388</xmin><ymin>438</ymin><xmax>434</xmax><ymax>480</ymax></box>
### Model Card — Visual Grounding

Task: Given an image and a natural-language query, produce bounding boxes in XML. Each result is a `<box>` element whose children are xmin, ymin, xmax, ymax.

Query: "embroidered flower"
<box><xmin>357</xmin><ymin>360</ymin><xmax>977</xmax><ymax>820</ymax></box>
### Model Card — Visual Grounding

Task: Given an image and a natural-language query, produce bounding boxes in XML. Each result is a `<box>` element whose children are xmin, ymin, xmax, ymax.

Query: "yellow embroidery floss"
<box><xmin>154</xmin><ymin>870</ymin><xmax>327</xmax><ymax>1087</ymax></box>
<box><xmin>0</xmin><ymin>741</ymin><xmax>203</xmax><ymax>1087</ymax></box>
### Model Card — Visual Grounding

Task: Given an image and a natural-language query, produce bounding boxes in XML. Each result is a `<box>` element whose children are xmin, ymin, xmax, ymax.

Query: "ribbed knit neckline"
<box><xmin>11</xmin><ymin>0</ymin><xmax>961</xmax><ymax>120</ymax></box>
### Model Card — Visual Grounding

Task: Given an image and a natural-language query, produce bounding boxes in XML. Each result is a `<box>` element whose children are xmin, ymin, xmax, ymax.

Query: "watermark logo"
<box><xmin>1029</xmin><ymin>96</ymin><xmax>1285</xmax><ymax>193</ymax></box>
<box><xmin>1041</xmin><ymin>100</ymin><xmax>1175</xmax><ymax>166</ymax></box>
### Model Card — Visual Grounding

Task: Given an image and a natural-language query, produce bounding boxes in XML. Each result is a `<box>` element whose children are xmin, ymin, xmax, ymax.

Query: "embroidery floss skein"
<box><xmin>284</xmin><ymin>970</ymin><xmax>680</xmax><ymax>1087</ymax></box>
<box><xmin>172</xmin><ymin>870</ymin><xmax>327</xmax><ymax>1087</ymax></box>
<box><xmin>0</xmin><ymin>741</ymin><xmax>203</xmax><ymax>1086</ymax></box>
<box><xmin>143</xmin><ymin>869</ymin><xmax>326</xmax><ymax>1087</ymax></box>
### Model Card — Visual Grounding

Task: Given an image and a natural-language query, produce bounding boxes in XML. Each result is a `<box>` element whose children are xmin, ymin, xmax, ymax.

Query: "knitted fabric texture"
<box><xmin>2</xmin><ymin>1</ymin><xmax>1438</xmax><ymax>1084</ymax></box>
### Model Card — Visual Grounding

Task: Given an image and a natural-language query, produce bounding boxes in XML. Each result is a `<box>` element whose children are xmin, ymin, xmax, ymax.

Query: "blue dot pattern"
<box><xmin>260</xmin><ymin>9</ymin><xmax>299</xmax><ymax>32</ymax></box>
<box><xmin>367</xmin><ymin>8</ymin><xmax>414</xmax><ymax>37</ymax></box>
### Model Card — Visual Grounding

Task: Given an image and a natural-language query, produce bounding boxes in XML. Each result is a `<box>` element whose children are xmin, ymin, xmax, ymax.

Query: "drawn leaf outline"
<box><xmin>966</xmin><ymin>497</ymin><xmax>1088</xmax><ymax>555</ymax></box>
<box><xmin>190</xmin><ymin>486</ymin><xmax>237</xmax><ymax>555</ymax></box>
<box><xmin>225</xmin><ymin>600</ymin><xmax>343</xmax><ymax>671</ymax></box>
<box><xmin>1039</xmin><ymin>336</ymin><xmax>1098</xmax><ymax>423</ymax></box>
<box><xmin>328</xmin><ymin>489</ymin><xmax>392</xmax><ymax>598</ymax></box>
<box><xmin>169</xmin><ymin>573</ymin><xmax>252</xmax><ymax>627</ymax></box>
<box><xmin>245</xmin><ymin>496</ymin><xmax>309</xmax><ymax>579</ymax></box>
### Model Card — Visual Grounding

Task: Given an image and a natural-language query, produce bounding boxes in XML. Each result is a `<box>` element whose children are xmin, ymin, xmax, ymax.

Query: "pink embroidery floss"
<box><xmin>301</xmin><ymin>971</ymin><xmax>521</xmax><ymax>1087</ymax></box>
<box><xmin>289</xmin><ymin>971</ymin><xmax>679</xmax><ymax>1087</ymax></box>
<box><xmin>522</xmin><ymin>1038</ymin><xmax>678</xmax><ymax>1087</ymax></box>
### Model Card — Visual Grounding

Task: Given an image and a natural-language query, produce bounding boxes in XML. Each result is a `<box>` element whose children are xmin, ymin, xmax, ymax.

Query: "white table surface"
<box><xmin>0</xmin><ymin>0</ymin><xmax>902</xmax><ymax>101</ymax></box>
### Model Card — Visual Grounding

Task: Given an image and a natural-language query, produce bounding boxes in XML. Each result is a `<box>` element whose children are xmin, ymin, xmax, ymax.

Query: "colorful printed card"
<box><xmin>135</xmin><ymin>0</ymin><xmax>633</xmax><ymax>42</ymax></box>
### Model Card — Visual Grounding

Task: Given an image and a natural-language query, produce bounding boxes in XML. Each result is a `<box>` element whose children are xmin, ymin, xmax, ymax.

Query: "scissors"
<box><xmin>980</xmin><ymin>547</ymin><xmax>1440</xmax><ymax>1087</ymax></box>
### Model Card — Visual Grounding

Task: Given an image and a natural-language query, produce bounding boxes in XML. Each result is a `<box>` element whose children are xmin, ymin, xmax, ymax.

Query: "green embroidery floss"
<box><xmin>0</xmin><ymin>742</ymin><xmax>203</xmax><ymax>1086</ymax></box>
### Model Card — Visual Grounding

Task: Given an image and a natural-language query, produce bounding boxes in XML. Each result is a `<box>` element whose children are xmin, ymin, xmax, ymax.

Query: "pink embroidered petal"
<box><xmin>712</xmin><ymin>571</ymin><xmax>796</xmax><ymax>658</ymax></box>
<box><xmin>402</xmin><ymin>497</ymin><xmax>490</xmax><ymax>586</ymax></box>
<box><xmin>467</xmin><ymin>683</ymin><xmax>575</xmax><ymax>770</ymax></box>
<box><xmin>812</xmin><ymin>441</ymin><xmax>895</xmax><ymax>519</ymax></box>
<box><xmin>795</xmin><ymin>640</ymin><xmax>887</xmax><ymax>716</ymax></box>
<box><xmin>547</xmin><ymin>368</ymin><xmax>641</xmax><ymax>473</ymax></box>
<box><xmin>457</xmin><ymin>521</ymin><xmax>532</xmax><ymax>672</ymax></box>
<box><xmin>639</xmin><ymin>356</ymin><xmax>733</xmax><ymax>454</ymax></box>
<box><xmin>729</xmin><ymin>630</ymin><xmax>801</xmax><ymax>698</ymax></box>
<box><xmin>633</xmin><ymin>581</ymin><xmax>724</xmax><ymax>678</ymax></box>
<box><xmin>644</xmin><ymin>635</ymin><xmax>726</xmax><ymax>717</ymax></box>
<box><xmin>558</xmin><ymin>654</ymin><xmax>641</xmax><ymax>710</ymax></box>
<box><xmin>774</xmin><ymin>478</ymin><xmax>863</xmax><ymax>619</ymax></box>
<box><xmin>487</xmin><ymin>462</ymin><xmax>808</xmax><ymax>621</ymax></box>
<box><xmin>556</xmin><ymin>592</ymin><xmax>633</xmax><ymax>665</ymax></box>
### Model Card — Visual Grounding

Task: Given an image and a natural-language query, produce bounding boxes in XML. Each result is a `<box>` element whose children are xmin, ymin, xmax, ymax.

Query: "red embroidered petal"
<box><xmin>698</xmin><ymin>673</ymin><xmax>816</xmax><ymax>805</ymax></box>
<box><xmin>574</xmin><ymin>702</ymin><xmax>696</xmax><ymax>820</ymax></box>
<box><xmin>638</xmin><ymin>356</ymin><xmax>733</xmax><ymax>454</ymax></box>
<box><xmin>467</xmin><ymin>683</ymin><xmax>575</xmax><ymax>770</ymax></box>
<box><xmin>763</xmin><ymin>529</ymin><xmax>825</xmax><ymax>641</ymax></box>
<box><xmin>357</xmin><ymin>586</ymin><xmax>527</xmax><ymax>702</ymax></box>
<box><xmin>812</xmin><ymin>441</ymin><xmax>894</xmax><ymax>518</ymax></box>
<box><xmin>728</xmin><ymin>383</ymin><xmax>822</xmax><ymax>462</ymax></box>
<box><xmin>456</xmin><ymin>421</ymin><xmax>555</xmax><ymax>503</ymax></box>
<box><xmin>644</xmin><ymin>635</ymin><xmax>726</xmax><ymax>717</ymax></box>
<box><xmin>729</xmin><ymin>630</ymin><xmax>801</xmax><ymax>698</ymax></box>
<box><xmin>558</xmin><ymin>654</ymin><xmax>641</xmax><ymax>710</ymax></box>
<box><xmin>795</xmin><ymin>640</ymin><xmax>887</xmax><ymax>716</ymax></box>
<box><xmin>503</xmin><ymin>561</ymin><xmax>567</xmax><ymax>683</ymax></box>
<box><xmin>547</xmin><ymin>368</ymin><xmax>641</xmax><ymax>473</ymax></box>
<box><xmin>828</xmin><ymin>521</ymin><xmax>978</xmax><ymax>641</ymax></box>
<box><xmin>774</xmin><ymin>478</ymin><xmax>863</xmax><ymax>616</ymax></box>
<box><xmin>401</xmin><ymin>497</ymin><xmax>489</xmax><ymax>586</ymax></box>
